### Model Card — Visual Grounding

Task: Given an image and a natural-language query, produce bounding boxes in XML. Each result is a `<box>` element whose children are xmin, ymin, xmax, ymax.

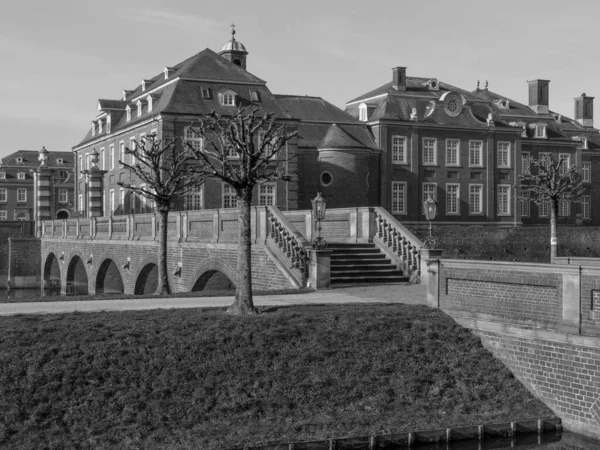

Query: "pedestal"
<box><xmin>309</xmin><ymin>249</ymin><xmax>331</xmax><ymax>290</ymax></box>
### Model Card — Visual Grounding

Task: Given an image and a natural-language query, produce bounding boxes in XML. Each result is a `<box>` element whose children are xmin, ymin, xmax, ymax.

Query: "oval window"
<box><xmin>320</xmin><ymin>172</ymin><xmax>333</xmax><ymax>186</ymax></box>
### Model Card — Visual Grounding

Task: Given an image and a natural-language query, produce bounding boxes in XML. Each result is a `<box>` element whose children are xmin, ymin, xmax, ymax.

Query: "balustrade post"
<box><xmin>109</xmin><ymin>216</ymin><xmax>113</xmax><ymax>240</ymax></box>
<box><xmin>126</xmin><ymin>215</ymin><xmax>132</xmax><ymax>240</ymax></box>
<box><xmin>308</xmin><ymin>250</ymin><xmax>332</xmax><ymax>290</ymax></box>
<box><xmin>420</xmin><ymin>249</ymin><xmax>442</xmax><ymax>288</ymax></box>
<box><xmin>62</xmin><ymin>220</ymin><xmax>67</xmax><ymax>238</ymax></box>
<box><xmin>76</xmin><ymin>218</ymin><xmax>80</xmax><ymax>239</ymax></box>
<box><xmin>305</xmin><ymin>211</ymin><xmax>312</xmax><ymax>241</ymax></box>
<box><xmin>91</xmin><ymin>216</ymin><xmax>97</xmax><ymax>239</ymax></box>
<box><xmin>350</xmin><ymin>208</ymin><xmax>358</xmax><ymax>243</ymax></box>
<box><xmin>175</xmin><ymin>212</ymin><xmax>182</xmax><ymax>241</ymax></box>
<box><xmin>213</xmin><ymin>209</ymin><xmax>220</xmax><ymax>243</ymax></box>
<box><xmin>151</xmin><ymin>214</ymin><xmax>156</xmax><ymax>241</ymax></box>
<box><xmin>182</xmin><ymin>212</ymin><xmax>188</xmax><ymax>242</ymax></box>
<box><xmin>258</xmin><ymin>208</ymin><xmax>268</xmax><ymax>244</ymax></box>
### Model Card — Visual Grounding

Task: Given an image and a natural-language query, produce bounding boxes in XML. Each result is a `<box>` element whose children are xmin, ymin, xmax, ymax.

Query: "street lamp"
<box><xmin>423</xmin><ymin>193</ymin><xmax>438</xmax><ymax>249</ymax></box>
<box><xmin>311</xmin><ymin>192</ymin><xmax>327</xmax><ymax>250</ymax></box>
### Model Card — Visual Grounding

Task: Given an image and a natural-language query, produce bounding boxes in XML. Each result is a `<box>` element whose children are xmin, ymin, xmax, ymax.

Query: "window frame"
<box><xmin>110</xmin><ymin>189</ymin><xmax>115</xmax><ymax>215</ymax></box>
<box><xmin>119</xmin><ymin>141</ymin><xmax>125</xmax><ymax>168</ymax></box>
<box><xmin>583</xmin><ymin>196</ymin><xmax>591</xmax><ymax>220</ymax></box>
<box><xmin>391</xmin><ymin>181</ymin><xmax>407</xmax><ymax>214</ymax></box>
<box><xmin>0</xmin><ymin>188</ymin><xmax>6</xmax><ymax>202</ymax></box>
<box><xmin>497</xmin><ymin>184</ymin><xmax>511</xmax><ymax>216</ymax></box>
<box><xmin>521</xmin><ymin>151</ymin><xmax>530</xmax><ymax>174</ymax></box>
<box><xmin>0</xmin><ymin>211</ymin><xmax>6</xmax><ymax>221</ymax></box>
<box><xmin>422</xmin><ymin>183</ymin><xmax>437</xmax><ymax>216</ymax></box>
<box><xmin>583</xmin><ymin>162</ymin><xmax>591</xmax><ymax>183</ymax></box>
<box><xmin>469</xmin><ymin>184</ymin><xmax>484</xmax><ymax>215</ymax></box>
<box><xmin>101</xmin><ymin>147</ymin><xmax>106</xmax><ymax>171</ymax></box>
<box><xmin>446</xmin><ymin>183</ymin><xmax>460</xmax><ymax>215</ymax></box>
<box><xmin>59</xmin><ymin>189</ymin><xmax>68</xmax><ymax>203</ymax></box>
<box><xmin>539</xmin><ymin>201</ymin><xmax>549</xmax><ymax>218</ymax></box>
<box><xmin>445</xmin><ymin>139</ymin><xmax>460</xmax><ymax>167</ymax></box>
<box><xmin>391</xmin><ymin>136</ymin><xmax>407</xmax><ymax>165</ymax></box>
<box><xmin>17</xmin><ymin>172</ymin><xmax>25</xmax><ymax>180</ymax></box>
<box><xmin>184</xmin><ymin>127</ymin><xmax>204</xmax><ymax>153</ymax></box>
<box><xmin>187</xmin><ymin>186</ymin><xmax>204</xmax><ymax>210</ymax></box>
<box><xmin>258</xmin><ymin>183</ymin><xmax>277</xmax><ymax>206</ymax></box>
<box><xmin>558</xmin><ymin>153</ymin><xmax>570</xmax><ymax>177</ymax></box>
<box><xmin>222</xmin><ymin>92</ymin><xmax>236</xmax><ymax>107</ymax></box>
<box><xmin>520</xmin><ymin>190</ymin><xmax>530</xmax><ymax>218</ymax></box>
<box><xmin>78</xmin><ymin>155</ymin><xmax>83</xmax><ymax>178</ymax></box>
<box><xmin>559</xmin><ymin>200</ymin><xmax>570</xmax><ymax>217</ymax></box>
<box><xmin>17</xmin><ymin>188</ymin><xmax>27</xmax><ymax>203</ymax></box>
<box><xmin>422</xmin><ymin>138</ymin><xmax>437</xmax><ymax>166</ymax></box>
<box><xmin>0</xmin><ymin>172</ymin><xmax>5</xmax><ymax>179</ymax></box>
<box><xmin>222</xmin><ymin>183</ymin><xmax>237</xmax><ymax>209</ymax></box>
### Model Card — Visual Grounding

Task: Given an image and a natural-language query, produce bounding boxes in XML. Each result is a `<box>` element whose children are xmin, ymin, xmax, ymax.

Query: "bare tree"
<box><xmin>517</xmin><ymin>154</ymin><xmax>585</xmax><ymax>263</ymax></box>
<box><xmin>186</xmin><ymin>107</ymin><xmax>298</xmax><ymax>315</ymax></box>
<box><xmin>118</xmin><ymin>133</ymin><xmax>203</xmax><ymax>294</ymax></box>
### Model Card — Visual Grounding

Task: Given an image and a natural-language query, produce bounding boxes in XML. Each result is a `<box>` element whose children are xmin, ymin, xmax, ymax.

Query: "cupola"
<box><xmin>219</xmin><ymin>24</ymin><xmax>248</xmax><ymax>70</ymax></box>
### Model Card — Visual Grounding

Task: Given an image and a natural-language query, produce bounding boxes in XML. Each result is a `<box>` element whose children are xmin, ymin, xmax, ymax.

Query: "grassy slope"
<box><xmin>0</xmin><ymin>304</ymin><xmax>553</xmax><ymax>449</ymax></box>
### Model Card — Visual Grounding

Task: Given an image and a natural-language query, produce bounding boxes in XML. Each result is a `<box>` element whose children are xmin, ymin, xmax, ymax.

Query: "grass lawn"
<box><xmin>0</xmin><ymin>304</ymin><xmax>553</xmax><ymax>449</ymax></box>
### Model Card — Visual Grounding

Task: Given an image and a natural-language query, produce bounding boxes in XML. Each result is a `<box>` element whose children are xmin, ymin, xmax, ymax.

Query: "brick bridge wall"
<box><xmin>425</xmin><ymin>258</ymin><xmax>600</xmax><ymax>440</ymax></box>
<box><xmin>0</xmin><ymin>221</ymin><xmax>35</xmax><ymax>288</ymax></box>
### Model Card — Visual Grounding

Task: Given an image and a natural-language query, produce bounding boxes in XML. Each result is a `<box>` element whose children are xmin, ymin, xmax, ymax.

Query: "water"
<box><xmin>1</xmin><ymin>287</ymin><xmax>66</xmax><ymax>302</ymax></box>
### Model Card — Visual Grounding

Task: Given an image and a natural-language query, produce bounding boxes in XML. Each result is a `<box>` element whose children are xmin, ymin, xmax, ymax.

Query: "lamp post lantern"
<box><xmin>423</xmin><ymin>193</ymin><xmax>438</xmax><ymax>249</ymax></box>
<box><xmin>311</xmin><ymin>192</ymin><xmax>327</xmax><ymax>250</ymax></box>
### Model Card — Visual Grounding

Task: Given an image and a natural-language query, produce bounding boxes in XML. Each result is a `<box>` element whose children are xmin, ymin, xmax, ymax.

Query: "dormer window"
<box><xmin>553</xmin><ymin>113</ymin><xmax>562</xmax><ymax>123</ymax></box>
<box><xmin>126</xmin><ymin>105</ymin><xmax>132</xmax><ymax>121</ymax></box>
<box><xmin>359</xmin><ymin>103</ymin><xmax>368</xmax><ymax>122</ymax></box>
<box><xmin>424</xmin><ymin>78</ymin><xmax>439</xmax><ymax>91</ymax></box>
<box><xmin>141</xmin><ymin>79</ymin><xmax>152</xmax><ymax>91</ymax></box>
<box><xmin>496</xmin><ymin>98</ymin><xmax>510</xmax><ymax>109</ymax></box>
<box><xmin>91</xmin><ymin>121</ymin><xmax>96</xmax><ymax>136</ymax></box>
<box><xmin>147</xmin><ymin>95</ymin><xmax>153</xmax><ymax>113</ymax></box>
<box><xmin>201</xmin><ymin>87</ymin><xmax>212</xmax><ymax>99</ymax></box>
<box><xmin>15</xmin><ymin>157</ymin><xmax>23</xmax><ymax>164</ymax></box>
<box><xmin>250</xmin><ymin>90</ymin><xmax>261</xmax><ymax>102</ymax></box>
<box><xmin>17</xmin><ymin>172</ymin><xmax>25</xmax><ymax>180</ymax></box>
<box><xmin>164</xmin><ymin>67</ymin><xmax>174</xmax><ymax>79</ymax></box>
<box><xmin>0</xmin><ymin>173</ymin><xmax>5</xmax><ymax>179</ymax></box>
<box><xmin>122</xmin><ymin>90</ymin><xmax>132</xmax><ymax>101</ymax></box>
<box><xmin>106</xmin><ymin>115</ymin><xmax>111</xmax><ymax>133</ymax></box>
<box><xmin>534</xmin><ymin>124</ymin><xmax>547</xmax><ymax>138</ymax></box>
<box><xmin>222</xmin><ymin>92</ymin><xmax>236</xmax><ymax>106</ymax></box>
<box><xmin>137</xmin><ymin>100</ymin><xmax>142</xmax><ymax>117</ymax></box>
<box><xmin>57</xmin><ymin>158</ymin><xmax>64</xmax><ymax>165</ymax></box>
<box><xmin>98</xmin><ymin>119</ymin><xmax>103</xmax><ymax>134</ymax></box>
<box><xmin>582</xmin><ymin>137</ymin><xmax>589</xmax><ymax>149</ymax></box>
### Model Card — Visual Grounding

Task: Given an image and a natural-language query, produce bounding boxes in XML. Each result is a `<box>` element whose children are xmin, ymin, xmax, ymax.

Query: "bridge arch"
<box><xmin>66</xmin><ymin>254</ymin><xmax>89</xmax><ymax>295</ymax></box>
<box><xmin>43</xmin><ymin>252</ymin><xmax>61</xmax><ymax>289</ymax></box>
<box><xmin>133</xmin><ymin>253</ymin><xmax>158</xmax><ymax>295</ymax></box>
<box><xmin>188</xmin><ymin>257</ymin><xmax>237</xmax><ymax>292</ymax></box>
<box><xmin>95</xmin><ymin>251</ymin><xmax>126</xmax><ymax>294</ymax></box>
<box><xmin>56</xmin><ymin>209</ymin><xmax>70</xmax><ymax>219</ymax></box>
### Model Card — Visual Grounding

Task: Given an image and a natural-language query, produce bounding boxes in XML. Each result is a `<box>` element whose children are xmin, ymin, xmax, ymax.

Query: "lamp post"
<box><xmin>423</xmin><ymin>193</ymin><xmax>438</xmax><ymax>249</ymax></box>
<box><xmin>311</xmin><ymin>192</ymin><xmax>327</xmax><ymax>250</ymax></box>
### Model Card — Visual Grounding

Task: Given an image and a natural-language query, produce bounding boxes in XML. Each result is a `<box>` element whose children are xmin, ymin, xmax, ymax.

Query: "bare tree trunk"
<box><xmin>156</xmin><ymin>208</ymin><xmax>171</xmax><ymax>295</ymax></box>
<box><xmin>550</xmin><ymin>198</ymin><xmax>558</xmax><ymax>264</ymax></box>
<box><xmin>228</xmin><ymin>186</ymin><xmax>258</xmax><ymax>315</ymax></box>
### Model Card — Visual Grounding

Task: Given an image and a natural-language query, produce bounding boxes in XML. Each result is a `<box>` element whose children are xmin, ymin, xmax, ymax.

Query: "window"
<box><xmin>85</xmin><ymin>152</ymin><xmax>90</xmax><ymax>170</ymax></box>
<box><xmin>583</xmin><ymin>162</ymin><xmax>591</xmax><ymax>182</ymax></box>
<box><xmin>583</xmin><ymin>196</ymin><xmax>591</xmax><ymax>220</ymax></box>
<box><xmin>0</xmin><ymin>211</ymin><xmax>6</xmax><ymax>221</ymax></box>
<box><xmin>223</xmin><ymin>184</ymin><xmax>237</xmax><ymax>208</ymax></box>
<box><xmin>559</xmin><ymin>200</ymin><xmax>570</xmax><ymax>217</ymax></box>
<box><xmin>469</xmin><ymin>141</ymin><xmax>483</xmax><ymax>167</ymax></box>
<box><xmin>98</xmin><ymin>119</ymin><xmax>103</xmax><ymax>134</ymax></box>
<box><xmin>58</xmin><ymin>170</ymin><xmax>68</xmax><ymax>179</ymax></box>
<box><xmin>497</xmin><ymin>142</ymin><xmax>511</xmax><ymax>168</ymax></box>
<box><xmin>111</xmin><ymin>145</ymin><xmax>115</xmax><ymax>170</ymax></box>
<box><xmin>126</xmin><ymin>106</ymin><xmax>131</xmax><ymax>122</ymax></box>
<box><xmin>78</xmin><ymin>155</ymin><xmax>83</xmax><ymax>178</ymax></box>
<box><xmin>140</xmin><ymin>184</ymin><xmax>146</xmax><ymax>211</ymax></box>
<box><xmin>147</xmin><ymin>96</ymin><xmax>153</xmax><ymax>113</ymax></box>
<box><xmin>17</xmin><ymin>172</ymin><xmax>25</xmax><ymax>180</ymax></box>
<box><xmin>137</xmin><ymin>100</ymin><xmax>142</xmax><ymax>117</ymax></box>
<box><xmin>446</xmin><ymin>184</ymin><xmax>460</xmax><ymax>215</ymax></box>
<box><xmin>422</xmin><ymin>183</ymin><xmax>436</xmax><ymax>215</ymax></box>
<box><xmin>259</xmin><ymin>184</ymin><xmax>276</xmax><ymax>206</ymax></box>
<box><xmin>184</xmin><ymin>127</ymin><xmax>203</xmax><ymax>152</ymax></box>
<box><xmin>539</xmin><ymin>202</ymin><xmax>549</xmax><ymax>218</ymax></box>
<box><xmin>120</xmin><ymin>141</ymin><xmax>125</xmax><ymax>168</ymax></box>
<box><xmin>392</xmin><ymin>136</ymin><xmax>407</xmax><ymax>164</ymax></box>
<box><xmin>222</xmin><ymin>92</ymin><xmax>235</xmax><ymax>106</ymax></box>
<box><xmin>110</xmin><ymin>189</ymin><xmax>115</xmax><ymax>214</ymax></box>
<box><xmin>391</xmin><ymin>182</ymin><xmax>406</xmax><ymax>214</ymax></box>
<box><xmin>201</xmin><ymin>87</ymin><xmax>212</xmax><ymax>99</ymax></box>
<box><xmin>101</xmin><ymin>148</ymin><xmax>106</xmax><ymax>171</ymax></box>
<box><xmin>130</xmin><ymin>138</ymin><xmax>136</xmax><ymax>165</ymax></box>
<box><xmin>359</xmin><ymin>103</ymin><xmax>368</xmax><ymax>122</ymax></box>
<box><xmin>558</xmin><ymin>154</ymin><xmax>570</xmax><ymax>177</ymax></box>
<box><xmin>423</xmin><ymin>138</ymin><xmax>437</xmax><ymax>165</ymax></box>
<box><xmin>520</xmin><ymin>191</ymin><xmax>530</xmax><ymax>217</ymax></box>
<box><xmin>15</xmin><ymin>157</ymin><xmax>23</xmax><ymax>163</ymax></box>
<box><xmin>59</xmin><ymin>189</ymin><xmax>68</xmax><ymax>203</ymax></box>
<box><xmin>187</xmin><ymin>186</ymin><xmax>203</xmax><ymax>210</ymax></box>
<box><xmin>78</xmin><ymin>194</ymin><xmax>83</xmax><ymax>212</ymax></box>
<box><xmin>521</xmin><ymin>152</ymin><xmax>530</xmax><ymax>174</ymax></box>
<box><xmin>250</xmin><ymin>90</ymin><xmax>260</xmax><ymax>102</ymax></box>
<box><xmin>120</xmin><ymin>188</ymin><xmax>125</xmax><ymax>214</ymax></box>
<box><xmin>91</xmin><ymin>122</ymin><xmax>96</xmax><ymax>137</ymax></box>
<box><xmin>497</xmin><ymin>185</ymin><xmax>511</xmax><ymax>216</ymax></box>
<box><xmin>0</xmin><ymin>172</ymin><xmax>5</xmax><ymax>179</ymax></box>
<box><xmin>469</xmin><ymin>184</ymin><xmax>483</xmax><ymax>214</ymax></box>
<box><xmin>535</xmin><ymin>124</ymin><xmax>546</xmax><ymax>138</ymax></box>
<box><xmin>0</xmin><ymin>188</ymin><xmax>6</xmax><ymax>202</ymax></box>
<box><xmin>539</xmin><ymin>152</ymin><xmax>551</xmax><ymax>171</ymax></box>
<box><xmin>17</xmin><ymin>188</ymin><xmax>26</xmax><ymax>203</ymax></box>
<box><xmin>258</xmin><ymin>130</ymin><xmax>275</xmax><ymax>158</ymax></box>
<box><xmin>445</xmin><ymin>139</ymin><xmax>460</xmax><ymax>166</ymax></box>
<box><xmin>57</xmin><ymin>158</ymin><xmax>64</xmax><ymax>165</ymax></box>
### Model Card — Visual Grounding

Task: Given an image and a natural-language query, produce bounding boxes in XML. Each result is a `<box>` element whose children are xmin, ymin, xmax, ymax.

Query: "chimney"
<box><xmin>527</xmin><ymin>79</ymin><xmax>550</xmax><ymax>114</ymax></box>
<box><xmin>575</xmin><ymin>93</ymin><xmax>594</xmax><ymax>127</ymax></box>
<box><xmin>392</xmin><ymin>67</ymin><xmax>407</xmax><ymax>91</ymax></box>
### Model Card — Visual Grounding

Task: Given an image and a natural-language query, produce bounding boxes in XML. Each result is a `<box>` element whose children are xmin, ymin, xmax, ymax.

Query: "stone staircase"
<box><xmin>328</xmin><ymin>243</ymin><xmax>409</xmax><ymax>286</ymax></box>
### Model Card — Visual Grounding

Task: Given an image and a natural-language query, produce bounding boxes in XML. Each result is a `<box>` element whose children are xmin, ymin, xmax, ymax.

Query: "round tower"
<box><xmin>219</xmin><ymin>24</ymin><xmax>248</xmax><ymax>70</ymax></box>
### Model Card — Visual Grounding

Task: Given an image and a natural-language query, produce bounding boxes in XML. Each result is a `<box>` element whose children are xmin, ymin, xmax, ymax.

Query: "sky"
<box><xmin>1</xmin><ymin>0</ymin><xmax>598</xmax><ymax>158</ymax></box>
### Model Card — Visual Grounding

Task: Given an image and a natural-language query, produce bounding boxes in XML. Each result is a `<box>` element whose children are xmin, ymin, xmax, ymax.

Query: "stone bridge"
<box><xmin>425</xmin><ymin>256</ymin><xmax>600</xmax><ymax>441</ymax></box>
<box><xmin>40</xmin><ymin>206</ymin><xmax>423</xmax><ymax>296</ymax></box>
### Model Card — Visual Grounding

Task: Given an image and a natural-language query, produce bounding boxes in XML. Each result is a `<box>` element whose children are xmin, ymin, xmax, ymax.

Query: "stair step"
<box><xmin>331</xmin><ymin>275</ymin><xmax>409</xmax><ymax>284</ymax></box>
<box><xmin>331</xmin><ymin>253</ymin><xmax>386</xmax><ymax>259</ymax></box>
<box><xmin>331</xmin><ymin>268</ymin><xmax>404</xmax><ymax>275</ymax></box>
<box><xmin>331</xmin><ymin>262</ymin><xmax>397</xmax><ymax>269</ymax></box>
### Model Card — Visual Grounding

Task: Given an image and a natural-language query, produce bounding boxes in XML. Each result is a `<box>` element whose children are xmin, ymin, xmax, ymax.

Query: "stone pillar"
<box><xmin>87</xmin><ymin>150</ymin><xmax>106</xmax><ymax>217</ymax></box>
<box><xmin>36</xmin><ymin>167</ymin><xmax>52</xmax><ymax>223</ymax></box>
<box><xmin>561</xmin><ymin>266</ymin><xmax>581</xmax><ymax>334</ymax></box>
<box><xmin>308</xmin><ymin>250</ymin><xmax>331</xmax><ymax>290</ymax></box>
<box><xmin>420</xmin><ymin>249</ymin><xmax>442</xmax><ymax>287</ymax></box>
<box><xmin>422</xmin><ymin>249</ymin><xmax>442</xmax><ymax>308</ymax></box>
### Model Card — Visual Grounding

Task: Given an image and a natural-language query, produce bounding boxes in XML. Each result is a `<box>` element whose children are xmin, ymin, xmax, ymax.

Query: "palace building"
<box><xmin>73</xmin><ymin>28</ymin><xmax>600</xmax><ymax>226</ymax></box>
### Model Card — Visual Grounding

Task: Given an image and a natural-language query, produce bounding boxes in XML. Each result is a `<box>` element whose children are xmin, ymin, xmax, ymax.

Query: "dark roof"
<box><xmin>274</xmin><ymin>95</ymin><xmax>358</xmax><ymax>122</ymax></box>
<box><xmin>0</xmin><ymin>150</ymin><xmax>73</xmax><ymax>167</ymax></box>
<box><xmin>97</xmin><ymin>99</ymin><xmax>127</xmax><ymax>110</ymax></box>
<box><xmin>318</xmin><ymin>124</ymin><xmax>378</xmax><ymax>150</ymax></box>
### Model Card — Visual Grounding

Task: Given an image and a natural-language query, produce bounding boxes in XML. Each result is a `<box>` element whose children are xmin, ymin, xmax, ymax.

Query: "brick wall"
<box><xmin>459</xmin><ymin>321</ymin><xmax>600</xmax><ymax>441</ymax></box>
<box><xmin>438</xmin><ymin>261</ymin><xmax>564</xmax><ymax>328</ymax></box>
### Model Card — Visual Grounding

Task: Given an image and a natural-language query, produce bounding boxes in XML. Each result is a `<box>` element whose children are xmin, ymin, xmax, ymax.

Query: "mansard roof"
<box><xmin>318</xmin><ymin>124</ymin><xmax>378</xmax><ymax>150</ymax></box>
<box><xmin>274</xmin><ymin>95</ymin><xmax>359</xmax><ymax>122</ymax></box>
<box><xmin>0</xmin><ymin>150</ymin><xmax>73</xmax><ymax>167</ymax></box>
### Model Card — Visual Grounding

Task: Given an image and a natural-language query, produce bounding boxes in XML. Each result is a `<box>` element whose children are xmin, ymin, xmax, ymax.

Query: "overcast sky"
<box><xmin>1</xmin><ymin>0</ymin><xmax>597</xmax><ymax>158</ymax></box>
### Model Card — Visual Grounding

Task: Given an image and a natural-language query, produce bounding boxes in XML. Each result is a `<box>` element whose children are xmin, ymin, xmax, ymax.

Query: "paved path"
<box><xmin>0</xmin><ymin>284</ymin><xmax>427</xmax><ymax>316</ymax></box>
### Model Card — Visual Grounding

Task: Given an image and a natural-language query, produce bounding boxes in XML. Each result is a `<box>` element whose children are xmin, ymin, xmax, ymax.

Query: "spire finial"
<box><xmin>476</xmin><ymin>79</ymin><xmax>480</xmax><ymax>90</ymax></box>
<box><xmin>485</xmin><ymin>80</ymin><xmax>489</xmax><ymax>91</ymax></box>
<box><xmin>230</xmin><ymin>23</ymin><xmax>236</xmax><ymax>38</ymax></box>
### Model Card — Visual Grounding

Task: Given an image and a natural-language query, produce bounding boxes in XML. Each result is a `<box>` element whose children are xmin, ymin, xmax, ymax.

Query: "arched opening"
<box><xmin>135</xmin><ymin>263</ymin><xmax>158</xmax><ymax>295</ymax></box>
<box><xmin>56</xmin><ymin>210</ymin><xmax>70</xmax><ymax>219</ymax></box>
<box><xmin>96</xmin><ymin>259</ymin><xmax>124</xmax><ymax>294</ymax></box>
<box><xmin>43</xmin><ymin>253</ymin><xmax>61</xmax><ymax>291</ymax></box>
<box><xmin>192</xmin><ymin>270</ymin><xmax>235</xmax><ymax>292</ymax></box>
<box><xmin>233</xmin><ymin>58</ymin><xmax>241</xmax><ymax>66</ymax></box>
<box><xmin>66</xmin><ymin>255</ymin><xmax>88</xmax><ymax>295</ymax></box>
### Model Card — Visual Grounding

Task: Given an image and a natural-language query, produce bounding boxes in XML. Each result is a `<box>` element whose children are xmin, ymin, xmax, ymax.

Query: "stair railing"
<box><xmin>373</xmin><ymin>207</ymin><xmax>423</xmax><ymax>282</ymax></box>
<box><xmin>267</xmin><ymin>206</ymin><xmax>310</xmax><ymax>286</ymax></box>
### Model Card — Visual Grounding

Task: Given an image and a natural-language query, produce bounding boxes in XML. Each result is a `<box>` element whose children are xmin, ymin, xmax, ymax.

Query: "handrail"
<box><xmin>373</xmin><ymin>207</ymin><xmax>423</xmax><ymax>282</ymax></box>
<box><xmin>267</xmin><ymin>206</ymin><xmax>310</xmax><ymax>284</ymax></box>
